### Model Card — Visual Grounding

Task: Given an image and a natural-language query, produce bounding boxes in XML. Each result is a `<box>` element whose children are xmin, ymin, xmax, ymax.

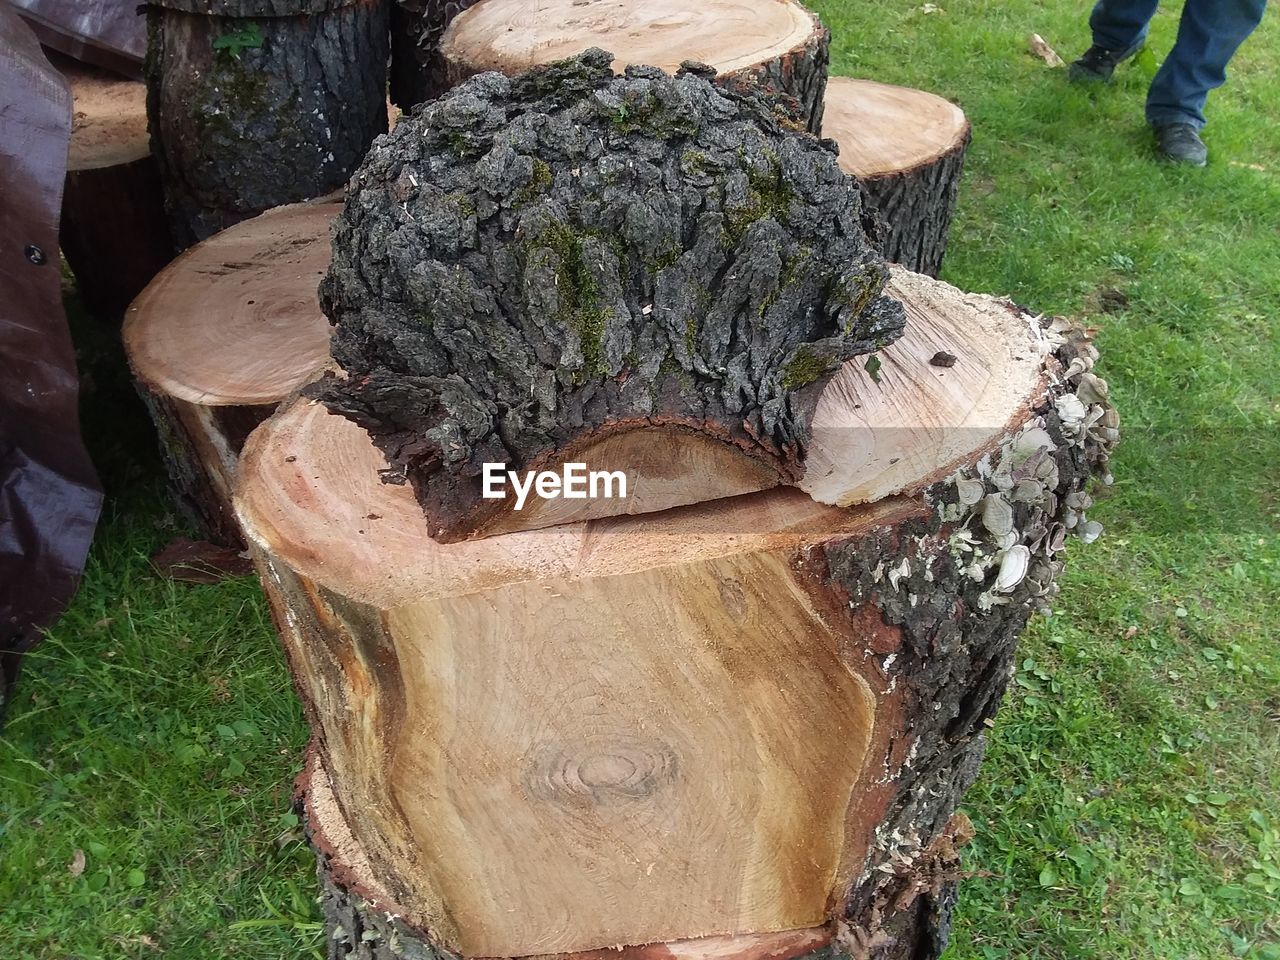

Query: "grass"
<box><xmin>2</xmin><ymin>2</ymin><xmax>1277</xmax><ymax>956</ymax></box>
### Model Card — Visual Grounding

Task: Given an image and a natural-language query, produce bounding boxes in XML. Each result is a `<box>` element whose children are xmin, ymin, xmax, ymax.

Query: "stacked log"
<box><xmin>124</xmin><ymin>201</ymin><xmax>337</xmax><ymax>544</ymax></box>
<box><xmin>54</xmin><ymin>52</ymin><xmax>173</xmax><ymax>318</ymax></box>
<box><xmin>233</xmin><ymin>55</ymin><xmax>1118</xmax><ymax>960</ymax></box>
<box><xmin>438</xmin><ymin>0</ymin><xmax>831</xmax><ymax>132</ymax></box>
<box><xmin>145</xmin><ymin>0</ymin><xmax>389</xmax><ymax>248</ymax></box>
<box><xmin>823</xmin><ymin>78</ymin><xmax>971</xmax><ymax>278</ymax></box>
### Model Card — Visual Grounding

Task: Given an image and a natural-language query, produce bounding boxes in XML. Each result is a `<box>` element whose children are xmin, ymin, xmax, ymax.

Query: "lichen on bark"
<box><xmin>314</xmin><ymin>49</ymin><xmax>903</xmax><ymax>539</ymax></box>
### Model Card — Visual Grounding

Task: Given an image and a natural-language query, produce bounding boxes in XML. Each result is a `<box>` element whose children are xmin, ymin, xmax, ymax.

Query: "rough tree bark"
<box><xmin>145</xmin><ymin>0</ymin><xmax>389</xmax><ymax>248</ymax></box>
<box><xmin>54</xmin><ymin>52</ymin><xmax>173</xmax><ymax>318</ymax></box>
<box><xmin>123</xmin><ymin>201</ymin><xmax>337</xmax><ymax>543</ymax></box>
<box><xmin>389</xmin><ymin>0</ymin><xmax>481</xmax><ymax>108</ymax></box>
<box><xmin>439</xmin><ymin>0</ymin><xmax>831</xmax><ymax>132</ymax></box>
<box><xmin>239</xmin><ymin>274</ymin><xmax>1118</xmax><ymax>960</ymax></box>
<box><xmin>312</xmin><ymin>50</ymin><xmax>902</xmax><ymax>542</ymax></box>
<box><xmin>823</xmin><ymin>78</ymin><xmax>971</xmax><ymax>279</ymax></box>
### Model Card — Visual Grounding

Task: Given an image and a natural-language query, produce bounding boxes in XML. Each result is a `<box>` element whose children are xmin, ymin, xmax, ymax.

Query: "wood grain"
<box><xmin>442</xmin><ymin>0</ymin><xmax>816</xmax><ymax>77</ymax></box>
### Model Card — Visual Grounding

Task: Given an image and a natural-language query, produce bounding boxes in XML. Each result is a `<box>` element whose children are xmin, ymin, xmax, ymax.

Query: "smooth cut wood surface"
<box><xmin>802</xmin><ymin>268</ymin><xmax>1047</xmax><ymax>506</ymax></box>
<box><xmin>822</xmin><ymin>77</ymin><xmax>968</xmax><ymax>179</ymax></box>
<box><xmin>243</xmin><ymin>407</ymin><xmax>911</xmax><ymax>953</ymax></box>
<box><xmin>301</xmin><ymin>267</ymin><xmax>1046</xmax><ymax>539</ymax></box>
<box><xmin>238</xmin><ymin>398</ymin><xmax>914</xmax><ymax>608</ymax></box>
<box><xmin>243</xmin><ymin>307</ymin><xmax>1115</xmax><ymax>959</ymax></box>
<box><xmin>59</xmin><ymin>52</ymin><xmax>150</xmax><ymax>169</ymax></box>
<box><xmin>123</xmin><ymin>201</ymin><xmax>337</xmax><ymax>406</ymax></box>
<box><xmin>441</xmin><ymin>0</ymin><xmax>818</xmax><ymax>77</ymax></box>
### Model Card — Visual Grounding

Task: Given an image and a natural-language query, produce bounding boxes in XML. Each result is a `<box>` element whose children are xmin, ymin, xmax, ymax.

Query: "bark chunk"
<box><xmin>316</xmin><ymin>50</ymin><xmax>904</xmax><ymax>541</ymax></box>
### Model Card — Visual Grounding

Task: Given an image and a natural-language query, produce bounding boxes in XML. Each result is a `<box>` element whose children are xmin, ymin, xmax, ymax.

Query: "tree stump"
<box><xmin>439</xmin><ymin>0</ymin><xmax>830</xmax><ymax>132</ymax></box>
<box><xmin>123</xmin><ymin>201</ymin><xmax>337</xmax><ymax>544</ymax></box>
<box><xmin>823</xmin><ymin>78</ymin><xmax>971</xmax><ymax>278</ymax></box>
<box><xmin>313</xmin><ymin>52</ymin><xmax>903</xmax><ymax>543</ymax></box>
<box><xmin>145</xmin><ymin>0</ymin><xmax>389</xmax><ymax>248</ymax></box>
<box><xmin>240</xmin><ymin>266</ymin><xmax>1117</xmax><ymax>959</ymax></box>
<box><xmin>54</xmin><ymin>52</ymin><xmax>174</xmax><ymax>318</ymax></box>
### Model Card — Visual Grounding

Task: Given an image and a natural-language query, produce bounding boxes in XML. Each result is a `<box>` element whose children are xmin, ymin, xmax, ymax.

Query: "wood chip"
<box><xmin>150</xmin><ymin>538</ymin><xmax>253</xmax><ymax>584</ymax></box>
<box><xmin>929</xmin><ymin>350</ymin><xmax>958</xmax><ymax>367</ymax></box>
<box><xmin>1028</xmin><ymin>33</ymin><xmax>1065</xmax><ymax>68</ymax></box>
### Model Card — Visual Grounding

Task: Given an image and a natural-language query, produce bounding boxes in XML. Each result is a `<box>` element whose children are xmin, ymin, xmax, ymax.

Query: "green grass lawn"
<box><xmin>3</xmin><ymin>2</ymin><xmax>1278</xmax><ymax>957</ymax></box>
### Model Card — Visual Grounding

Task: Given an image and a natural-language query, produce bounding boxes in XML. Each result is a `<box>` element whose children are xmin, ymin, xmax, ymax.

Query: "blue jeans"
<box><xmin>1089</xmin><ymin>0</ymin><xmax>1267</xmax><ymax>129</ymax></box>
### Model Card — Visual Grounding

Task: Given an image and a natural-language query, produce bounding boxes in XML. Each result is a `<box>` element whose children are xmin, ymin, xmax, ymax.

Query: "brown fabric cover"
<box><xmin>11</xmin><ymin>0</ymin><xmax>143</xmax><ymax>77</ymax></box>
<box><xmin>0</xmin><ymin>0</ymin><xmax>103</xmax><ymax>714</ymax></box>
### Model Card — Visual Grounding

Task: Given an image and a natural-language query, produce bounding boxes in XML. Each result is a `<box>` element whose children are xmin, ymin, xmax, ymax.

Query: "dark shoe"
<box><xmin>1068</xmin><ymin>43</ymin><xmax>1140</xmax><ymax>84</ymax></box>
<box><xmin>1155</xmin><ymin>123</ymin><xmax>1208</xmax><ymax>167</ymax></box>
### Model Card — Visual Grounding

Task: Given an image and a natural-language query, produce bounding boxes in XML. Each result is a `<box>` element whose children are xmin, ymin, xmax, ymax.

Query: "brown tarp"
<box><xmin>0</xmin><ymin>0</ymin><xmax>103</xmax><ymax>714</ymax></box>
<box><xmin>11</xmin><ymin>0</ymin><xmax>143</xmax><ymax>77</ymax></box>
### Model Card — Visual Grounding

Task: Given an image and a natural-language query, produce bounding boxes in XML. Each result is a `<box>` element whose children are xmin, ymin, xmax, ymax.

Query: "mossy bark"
<box><xmin>314</xmin><ymin>51</ymin><xmax>902</xmax><ymax>542</ymax></box>
<box><xmin>145</xmin><ymin>0</ymin><xmax>389</xmax><ymax>248</ymax></box>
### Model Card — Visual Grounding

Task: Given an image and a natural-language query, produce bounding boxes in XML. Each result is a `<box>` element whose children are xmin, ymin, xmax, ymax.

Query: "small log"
<box><xmin>315</xmin><ymin>52</ymin><xmax>902</xmax><ymax>543</ymax></box>
<box><xmin>123</xmin><ymin>201</ymin><xmax>337</xmax><ymax>544</ymax></box>
<box><xmin>240</xmin><ymin>297</ymin><xmax>1116</xmax><ymax>958</ymax></box>
<box><xmin>54</xmin><ymin>52</ymin><xmax>174</xmax><ymax>318</ymax></box>
<box><xmin>823</xmin><ymin>78</ymin><xmax>971</xmax><ymax>278</ymax></box>
<box><xmin>439</xmin><ymin>0</ymin><xmax>831</xmax><ymax>132</ymax></box>
<box><xmin>145</xmin><ymin>0</ymin><xmax>389</xmax><ymax>248</ymax></box>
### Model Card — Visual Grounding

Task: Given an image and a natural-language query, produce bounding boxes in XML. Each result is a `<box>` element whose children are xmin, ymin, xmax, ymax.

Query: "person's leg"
<box><xmin>1089</xmin><ymin>0</ymin><xmax>1161</xmax><ymax>54</ymax></box>
<box><xmin>1071</xmin><ymin>0</ymin><xmax>1160</xmax><ymax>83</ymax></box>
<box><xmin>1146</xmin><ymin>0</ymin><xmax>1268</xmax><ymax>130</ymax></box>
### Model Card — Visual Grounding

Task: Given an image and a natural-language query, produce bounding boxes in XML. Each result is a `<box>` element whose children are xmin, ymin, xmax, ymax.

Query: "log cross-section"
<box><xmin>123</xmin><ymin>201</ymin><xmax>337</xmax><ymax>543</ymax></box>
<box><xmin>55</xmin><ymin>52</ymin><xmax>173</xmax><ymax>318</ymax></box>
<box><xmin>239</xmin><ymin>272</ymin><xmax>1118</xmax><ymax>959</ymax></box>
<box><xmin>823</xmin><ymin>78</ymin><xmax>971</xmax><ymax>278</ymax></box>
<box><xmin>440</xmin><ymin>0</ymin><xmax>831</xmax><ymax>131</ymax></box>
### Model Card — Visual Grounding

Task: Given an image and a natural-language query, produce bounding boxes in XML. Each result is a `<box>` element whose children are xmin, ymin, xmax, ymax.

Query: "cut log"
<box><xmin>823</xmin><ymin>78</ymin><xmax>971</xmax><ymax>278</ymax></box>
<box><xmin>389</xmin><ymin>0</ymin><xmax>483</xmax><ymax>108</ymax></box>
<box><xmin>123</xmin><ymin>201</ymin><xmax>337</xmax><ymax>544</ymax></box>
<box><xmin>439</xmin><ymin>0</ymin><xmax>830</xmax><ymax>132</ymax></box>
<box><xmin>145</xmin><ymin>0</ymin><xmax>389</xmax><ymax>248</ymax></box>
<box><xmin>53</xmin><ymin>51</ymin><xmax>174</xmax><ymax>318</ymax></box>
<box><xmin>314</xmin><ymin>51</ymin><xmax>903</xmax><ymax>543</ymax></box>
<box><xmin>241</xmin><ymin>306</ymin><xmax>1116</xmax><ymax>958</ymax></box>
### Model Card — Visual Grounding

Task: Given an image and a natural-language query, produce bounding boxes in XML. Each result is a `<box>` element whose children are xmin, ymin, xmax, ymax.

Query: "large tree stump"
<box><xmin>823</xmin><ymin>78</ymin><xmax>971</xmax><ymax>279</ymax></box>
<box><xmin>145</xmin><ymin>0</ymin><xmax>389</xmax><ymax>248</ymax></box>
<box><xmin>313</xmin><ymin>51</ymin><xmax>903</xmax><ymax>543</ymax></box>
<box><xmin>54</xmin><ymin>52</ymin><xmax>174</xmax><ymax>318</ymax></box>
<box><xmin>240</xmin><ymin>267</ymin><xmax>1117</xmax><ymax>959</ymax></box>
<box><xmin>123</xmin><ymin>201</ymin><xmax>337</xmax><ymax>544</ymax></box>
<box><xmin>439</xmin><ymin>0</ymin><xmax>831</xmax><ymax>132</ymax></box>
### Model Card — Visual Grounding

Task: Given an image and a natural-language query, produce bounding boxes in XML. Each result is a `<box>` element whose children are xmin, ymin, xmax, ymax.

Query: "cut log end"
<box><xmin>239</xmin><ymin>288</ymin><xmax>1116</xmax><ymax>956</ymax></box>
<box><xmin>300</xmin><ymin>747</ymin><xmax>844</xmax><ymax>960</ymax></box>
<box><xmin>123</xmin><ymin>201</ymin><xmax>336</xmax><ymax>542</ymax></box>
<box><xmin>319</xmin><ymin>266</ymin><xmax>1050</xmax><ymax>541</ymax></box>
<box><xmin>57</xmin><ymin>52</ymin><xmax>150</xmax><ymax>170</ymax></box>
<box><xmin>823</xmin><ymin>78</ymin><xmax>971</xmax><ymax>277</ymax></box>
<box><xmin>53</xmin><ymin>51</ymin><xmax>174</xmax><ymax>317</ymax></box>
<box><xmin>440</xmin><ymin>0</ymin><xmax>830</xmax><ymax>130</ymax></box>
